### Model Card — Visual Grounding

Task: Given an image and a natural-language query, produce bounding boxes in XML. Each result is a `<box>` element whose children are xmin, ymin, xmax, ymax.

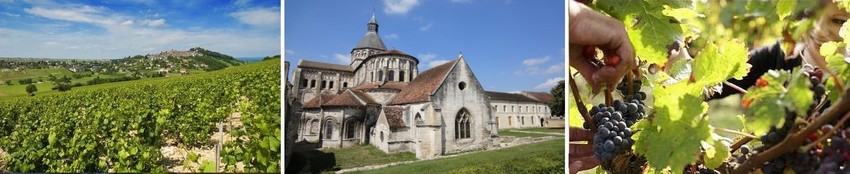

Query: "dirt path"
<box><xmin>160</xmin><ymin>112</ymin><xmax>246</xmax><ymax>172</ymax></box>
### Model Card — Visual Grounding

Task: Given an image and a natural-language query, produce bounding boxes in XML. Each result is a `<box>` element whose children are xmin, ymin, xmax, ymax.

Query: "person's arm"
<box><xmin>709</xmin><ymin>42</ymin><xmax>802</xmax><ymax>100</ymax></box>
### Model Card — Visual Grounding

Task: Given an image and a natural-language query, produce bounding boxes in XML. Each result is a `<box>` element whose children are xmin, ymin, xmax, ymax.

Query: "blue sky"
<box><xmin>0</xmin><ymin>0</ymin><xmax>280</xmax><ymax>59</ymax></box>
<box><xmin>285</xmin><ymin>0</ymin><xmax>565</xmax><ymax>93</ymax></box>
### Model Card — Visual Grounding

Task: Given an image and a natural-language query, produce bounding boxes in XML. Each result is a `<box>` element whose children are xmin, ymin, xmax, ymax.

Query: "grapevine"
<box><xmin>572</xmin><ymin>0</ymin><xmax>850</xmax><ymax>173</ymax></box>
<box><xmin>0</xmin><ymin>59</ymin><xmax>280</xmax><ymax>172</ymax></box>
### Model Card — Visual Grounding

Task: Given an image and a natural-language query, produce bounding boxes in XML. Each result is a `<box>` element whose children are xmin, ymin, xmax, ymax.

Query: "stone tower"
<box><xmin>350</xmin><ymin>13</ymin><xmax>387</xmax><ymax>68</ymax></box>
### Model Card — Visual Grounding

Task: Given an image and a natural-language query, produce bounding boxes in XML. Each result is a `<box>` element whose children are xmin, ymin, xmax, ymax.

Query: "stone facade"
<box><xmin>289</xmin><ymin>13</ymin><xmax>548</xmax><ymax>160</ymax></box>
<box><xmin>487</xmin><ymin>91</ymin><xmax>554</xmax><ymax>129</ymax></box>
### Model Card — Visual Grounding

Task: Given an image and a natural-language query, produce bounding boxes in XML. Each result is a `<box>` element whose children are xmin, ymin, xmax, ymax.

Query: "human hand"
<box><xmin>569</xmin><ymin>1</ymin><xmax>636</xmax><ymax>93</ymax></box>
<box><xmin>569</xmin><ymin>126</ymin><xmax>599</xmax><ymax>174</ymax></box>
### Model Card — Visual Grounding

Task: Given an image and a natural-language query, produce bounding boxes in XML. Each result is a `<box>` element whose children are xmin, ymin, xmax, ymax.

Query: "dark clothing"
<box><xmin>709</xmin><ymin>42</ymin><xmax>802</xmax><ymax>100</ymax></box>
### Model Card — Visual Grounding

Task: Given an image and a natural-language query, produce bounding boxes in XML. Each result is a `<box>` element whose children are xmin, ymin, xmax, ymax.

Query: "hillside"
<box><xmin>0</xmin><ymin>59</ymin><xmax>280</xmax><ymax>172</ymax></box>
<box><xmin>113</xmin><ymin>47</ymin><xmax>243</xmax><ymax>72</ymax></box>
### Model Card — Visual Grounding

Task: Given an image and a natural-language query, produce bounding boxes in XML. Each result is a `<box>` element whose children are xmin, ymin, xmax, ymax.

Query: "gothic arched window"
<box><xmin>325</xmin><ymin>120</ymin><xmax>334</xmax><ymax>139</ymax></box>
<box><xmin>415</xmin><ymin>113</ymin><xmax>423</xmax><ymax>124</ymax></box>
<box><xmin>455</xmin><ymin>109</ymin><xmax>471</xmax><ymax>139</ymax></box>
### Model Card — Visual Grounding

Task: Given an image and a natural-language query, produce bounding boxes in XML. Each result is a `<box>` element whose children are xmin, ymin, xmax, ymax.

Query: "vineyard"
<box><xmin>572</xmin><ymin>0</ymin><xmax>850</xmax><ymax>173</ymax></box>
<box><xmin>0</xmin><ymin>59</ymin><xmax>280</xmax><ymax>172</ymax></box>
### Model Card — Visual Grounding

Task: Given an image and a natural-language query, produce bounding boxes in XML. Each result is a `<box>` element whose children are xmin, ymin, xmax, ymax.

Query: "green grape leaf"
<box><xmin>701</xmin><ymin>133</ymin><xmax>730</xmax><ymax>169</ymax></box>
<box><xmin>594</xmin><ymin>0</ymin><xmax>690</xmax><ymax>66</ymax></box>
<box><xmin>787</xmin><ymin>69</ymin><xmax>814</xmax><ymax>114</ymax></box>
<box><xmin>820</xmin><ymin>41</ymin><xmax>843</xmax><ymax>57</ymax></box>
<box><xmin>268</xmin><ymin>136</ymin><xmax>280</xmax><ymax>152</ymax></box>
<box><xmin>742</xmin><ymin>70</ymin><xmax>790</xmax><ymax>136</ymax></box>
<box><xmin>633</xmin><ymin>82</ymin><xmax>710</xmax><ymax>173</ymax></box>
<box><xmin>775</xmin><ymin>0</ymin><xmax>796</xmax><ymax>21</ymax></box>
<box><xmin>200</xmin><ymin>160</ymin><xmax>216</xmax><ymax>172</ymax></box>
<box><xmin>693</xmin><ymin>40</ymin><xmax>751</xmax><ymax>86</ymax></box>
<box><xmin>825</xmin><ymin>54</ymin><xmax>850</xmax><ymax>102</ymax></box>
<box><xmin>48</xmin><ymin>132</ymin><xmax>57</xmax><ymax>146</ymax></box>
<box><xmin>187</xmin><ymin>152</ymin><xmax>200</xmax><ymax>163</ymax></box>
<box><xmin>119</xmin><ymin>149</ymin><xmax>129</xmax><ymax>160</ymax></box>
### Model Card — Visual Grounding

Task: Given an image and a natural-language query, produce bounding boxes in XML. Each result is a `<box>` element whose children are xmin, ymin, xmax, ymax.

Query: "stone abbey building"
<box><xmin>290</xmin><ymin>14</ymin><xmax>552</xmax><ymax>159</ymax></box>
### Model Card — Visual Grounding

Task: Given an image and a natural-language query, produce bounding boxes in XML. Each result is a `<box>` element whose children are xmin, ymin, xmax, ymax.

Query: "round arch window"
<box><xmin>458</xmin><ymin>81</ymin><xmax>466</xmax><ymax>90</ymax></box>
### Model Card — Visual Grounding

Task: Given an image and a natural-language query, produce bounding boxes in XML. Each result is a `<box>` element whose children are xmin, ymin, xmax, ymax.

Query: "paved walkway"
<box><xmin>336</xmin><ymin>131</ymin><xmax>563</xmax><ymax>173</ymax></box>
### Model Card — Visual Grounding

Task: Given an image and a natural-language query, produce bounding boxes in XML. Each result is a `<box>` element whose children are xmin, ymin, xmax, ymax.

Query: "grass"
<box><xmin>512</xmin><ymin>127</ymin><xmax>566</xmax><ymax>134</ymax></box>
<box><xmin>0</xmin><ymin>74</ymin><xmax>127</xmax><ymax>97</ymax></box>
<box><xmin>498</xmin><ymin>130</ymin><xmax>552</xmax><ymax>138</ymax></box>
<box><xmin>354</xmin><ymin>139</ymin><xmax>565</xmax><ymax>174</ymax></box>
<box><xmin>0</xmin><ymin>68</ymin><xmax>74</xmax><ymax>80</ymax></box>
<box><xmin>321</xmin><ymin>145</ymin><xmax>416</xmax><ymax>171</ymax></box>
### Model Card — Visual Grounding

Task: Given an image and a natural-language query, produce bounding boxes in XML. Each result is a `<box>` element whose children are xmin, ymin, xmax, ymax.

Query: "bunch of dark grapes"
<box><xmin>617</xmin><ymin>79</ymin><xmax>647</xmax><ymax>102</ymax></box>
<box><xmin>815</xmin><ymin>127</ymin><xmax>850</xmax><ymax>173</ymax></box>
<box><xmin>760</xmin><ymin>110</ymin><xmax>796</xmax><ymax>146</ymax></box>
<box><xmin>589</xmin><ymin>101</ymin><xmax>635</xmax><ymax>167</ymax></box>
<box><xmin>807</xmin><ymin>68</ymin><xmax>829</xmax><ymax>117</ymax></box>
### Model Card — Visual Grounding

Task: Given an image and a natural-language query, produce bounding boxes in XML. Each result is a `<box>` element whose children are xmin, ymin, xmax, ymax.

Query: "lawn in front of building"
<box><xmin>353</xmin><ymin>139</ymin><xmax>565</xmax><ymax>174</ymax></box>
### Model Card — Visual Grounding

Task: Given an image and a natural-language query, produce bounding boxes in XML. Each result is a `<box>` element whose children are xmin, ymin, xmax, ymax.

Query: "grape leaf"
<box><xmin>787</xmin><ymin>68</ymin><xmax>814</xmax><ymax>114</ymax></box>
<box><xmin>776</xmin><ymin>0</ymin><xmax>796</xmax><ymax>21</ymax></box>
<box><xmin>594</xmin><ymin>0</ymin><xmax>690</xmax><ymax>66</ymax></box>
<box><xmin>633</xmin><ymin>82</ymin><xmax>709</xmax><ymax>173</ymax></box>
<box><xmin>692</xmin><ymin>40</ymin><xmax>751</xmax><ymax>86</ymax></box>
<box><xmin>701</xmin><ymin>133</ymin><xmax>730</xmax><ymax>169</ymax></box>
<box><xmin>741</xmin><ymin>70</ymin><xmax>791</xmax><ymax>136</ymax></box>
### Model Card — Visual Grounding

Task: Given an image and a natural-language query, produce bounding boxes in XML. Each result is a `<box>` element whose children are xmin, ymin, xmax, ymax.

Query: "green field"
<box><xmin>353</xmin><ymin>139</ymin><xmax>565</xmax><ymax>174</ymax></box>
<box><xmin>317</xmin><ymin>145</ymin><xmax>417</xmax><ymax>173</ymax></box>
<box><xmin>498</xmin><ymin>130</ymin><xmax>552</xmax><ymax>138</ymax></box>
<box><xmin>508</xmin><ymin>127</ymin><xmax>566</xmax><ymax>134</ymax></box>
<box><xmin>0</xmin><ymin>68</ymin><xmax>74</xmax><ymax>80</ymax></box>
<box><xmin>0</xmin><ymin>71</ymin><xmax>181</xmax><ymax>97</ymax></box>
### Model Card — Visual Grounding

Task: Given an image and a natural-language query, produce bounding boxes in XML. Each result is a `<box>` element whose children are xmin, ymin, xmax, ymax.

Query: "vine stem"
<box><xmin>569</xmin><ymin>70</ymin><xmax>595</xmax><ymax>132</ymax></box>
<box><xmin>731</xmin><ymin>85</ymin><xmax>850</xmax><ymax>174</ymax></box>
<box><xmin>716</xmin><ymin>128</ymin><xmax>756</xmax><ymax>138</ymax></box>
<box><xmin>723</xmin><ymin>81</ymin><xmax>748</xmax><ymax>94</ymax></box>
<box><xmin>729</xmin><ymin>137</ymin><xmax>753</xmax><ymax>154</ymax></box>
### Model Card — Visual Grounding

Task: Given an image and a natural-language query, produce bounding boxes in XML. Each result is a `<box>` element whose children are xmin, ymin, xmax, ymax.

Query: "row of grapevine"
<box><xmin>0</xmin><ymin>59</ymin><xmax>281</xmax><ymax>172</ymax></box>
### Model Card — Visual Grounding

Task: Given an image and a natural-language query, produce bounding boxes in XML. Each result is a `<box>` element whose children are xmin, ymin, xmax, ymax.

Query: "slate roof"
<box><xmin>485</xmin><ymin>91</ymin><xmax>540</xmax><ymax>103</ymax></box>
<box><xmin>389</xmin><ymin>59</ymin><xmax>459</xmax><ymax>105</ymax></box>
<box><xmin>383</xmin><ymin>106</ymin><xmax>406</xmax><ymax>128</ymax></box>
<box><xmin>298</xmin><ymin>59</ymin><xmax>353</xmax><ymax>72</ymax></box>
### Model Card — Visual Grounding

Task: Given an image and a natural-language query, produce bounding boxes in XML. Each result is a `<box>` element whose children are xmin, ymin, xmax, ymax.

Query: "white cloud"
<box><xmin>418</xmin><ymin>52</ymin><xmax>436</xmax><ymax>62</ymax></box>
<box><xmin>535</xmin><ymin>77</ymin><xmax>564</xmax><ymax>89</ymax></box>
<box><xmin>2</xmin><ymin>12</ymin><xmax>20</xmax><ymax>17</ymax></box>
<box><xmin>141</xmin><ymin>19</ymin><xmax>165</xmax><ymax>27</ymax></box>
<box><xmin>428</xmin><ymin>60</ymin><xmax>450</xmax><ymax>68</ymax></box>
<box><xmin>420</xmin><ymin>21</ymin><xmax>433</xmax><ymax>31</ymax></box>
<box><xmin>229</xmin><ymin>7</ymin><xmax>280</xmax><ymax>28</ymax></box>
<box><xmin>383</xmin><ymin>0</ymin><xmax>420</xmax><ymax>15</ymax></box>
<box><xmin>508</xmin><ymin>90</ymin><xmax>521</xmax><ymax>94</ymax></box>
<box><xmin>120</xmin><ymin>20</ymin><xmax>134</xmax><ymax>26</ymax></box>
<box><xmin>285</xmin><ymin>49</ymin><xmax>295</xmax><ymax>55</ymax></box>
<box><xmin>451</xmin><ymin>0</ymin><xmax>472</xmax><ymax>3</ymax></box>
<box><xmin>515</xmin><ymin>55</ymin><xmax>562</xmax><ymax>76</ymax></box>
<box><xmin>333</xmin><ymin>53</ymin><xmax>349</xmax><ymax>64</ymax></box>
<box><xmin>522</xmin><ymin>56</ymin><xmax>551</xmax><ymax>66</ymax></box>
<box><xmin>544</xmin><ymin>64</ymin><xmax>564</xmax><ymax>74</ymax></box>
<box><xmin>24</xmin><ymin>6</ymin><xmax>117</xmax><ymax>26</ymax></box>
<box><xmin>385</xmin><ymin>33</ymin><xmax>399</xmax><ymax>39</ymax></box>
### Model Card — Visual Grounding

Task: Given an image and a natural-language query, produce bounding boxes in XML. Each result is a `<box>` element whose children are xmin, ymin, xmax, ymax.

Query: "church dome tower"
<box><xmin>350</xmin><ymin>13</ymin><xmax>387</xmax><ymax>68</ymax></box>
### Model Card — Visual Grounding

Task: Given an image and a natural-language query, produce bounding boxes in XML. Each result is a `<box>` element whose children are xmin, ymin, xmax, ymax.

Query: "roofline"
<box><xmin>351</xmin><ymin>50</ymin><xmax>420</xmax><ymax>72</ymax></box>
<box><xmin>429</xmin><ymin>57</ymin><xmax>462</xmax><ymax>97</ymax></box>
